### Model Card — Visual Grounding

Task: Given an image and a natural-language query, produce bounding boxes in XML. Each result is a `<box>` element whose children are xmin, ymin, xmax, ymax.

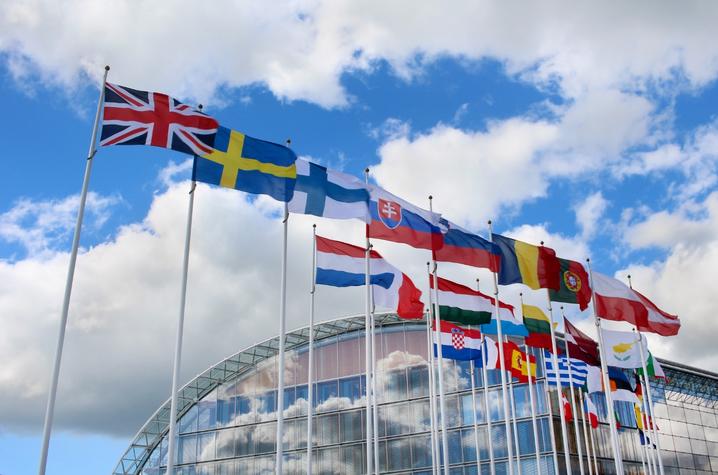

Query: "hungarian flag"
<box><xmin>549</xmin><ymin>258</ymin><xmax>591</xmax><ymax>310</ymax></box>
<box><xmin>564</xmin><ymin>318</ymin><xmax>600</xmax><ymax>366</ymax></box>
<box><xmin>503</xmin><ymin>340</ymin><xmax>536</xmax><ymax>382</ymax></box>
<box><xmin>430</xmin><ymin>276</ymin><xmax>493</xmax><ymax>325</ymax></box>
<box><xmin>584</xmin><ymin>396</ymin><xmax>599</xmax><ymax>429</ymax></box>
<box><xmin>523</xmin><ymin>304</ymin><xmax>554</xmax><ymax>351</ymax></box>
<box><xmin>592</xmin><ymin>272</ymin><xmax>680</xmax><ymax>336</ymax></box>
<box><xmin>561</xmin><ymin>392</ymin><xmax>573</xmax><ymax>422</ymax></box>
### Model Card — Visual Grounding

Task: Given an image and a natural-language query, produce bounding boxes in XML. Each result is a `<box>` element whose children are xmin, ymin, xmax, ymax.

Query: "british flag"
<box><xmin>100</xmin><ymin>83</ymin><xmax>219</xmax><ymax>156</ymax></box>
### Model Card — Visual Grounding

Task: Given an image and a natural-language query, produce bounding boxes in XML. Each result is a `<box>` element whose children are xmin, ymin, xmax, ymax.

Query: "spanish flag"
<box><xmin>503</xmin><ymin>340</ymin><xmax>536</xmax><ymax>382</ymax></box>
<box><xmin>492</xmin><ymin>234</ymin><xmax>561</xmax><ymax>290</ymax></box>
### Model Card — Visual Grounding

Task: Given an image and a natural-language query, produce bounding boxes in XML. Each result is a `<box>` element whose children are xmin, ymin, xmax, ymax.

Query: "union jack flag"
<box><xmin>100</xmin><ymin>83</ymin><xmax>219</xmax><ymax>156</ymax></box>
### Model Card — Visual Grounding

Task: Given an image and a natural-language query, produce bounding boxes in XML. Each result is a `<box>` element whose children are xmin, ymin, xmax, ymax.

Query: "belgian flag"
<box><xmin>549</xmin><ymin>258</ymin><xmax>592</xmax><ymax>310</ymax></box>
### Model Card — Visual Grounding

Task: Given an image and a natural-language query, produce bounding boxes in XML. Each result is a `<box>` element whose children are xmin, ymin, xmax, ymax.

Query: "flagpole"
<box><xmin>37</xmin><ymin>65</ymin><xmax>110</xmax><ymax>475</ymax></box>
<box><xmin>579</xmin><ymin>391</ymin><xmax>593</xmax><ymax>475</ymax></box>
<box><xmin>561</xmin><ymin>307</ymin><xmax>586</xmax><ymax>475</ymax></box>
<box><xmin>429</xmin><ymin>197</ymin><xmax>451</xmax><ymax>475</ymax></box>
<box><xmin>542</xmin><ymin>349</ymin><xmax>560</xmax><ymax>475</ymax></box>
<box><xmin>587</xmin><ymin>399</ymin><xmax>599</xmax><ymax>475</ymax></box>
<box><xmin>469</xmin><ymin>329</ymin><xmax>482</xmax><ymax>474</ymax></box>
<box><xmin>506</xmin><ymin>337</ymin><xmax>523</xmax><ymax>475</ymax></box>
<box><xmin>363</xmin><ymin>168</ymin><xmax>374</xmax><ymax>475</ymax></box>
<box><xmin>371</xmin><ymin>305</ymin><xmax>380</xmax><ymax>474</ymax></box>
<box><xmin>543</xmin><ymin>288</ymin><xmax>572</xmax><ymax>475</ymax></box>
<box><xmin>637</xmin><ymin>428</ymin><xmax>649</xmax><ymax>475</ymax></box>
<box><xmin>519</xmin><ymin>294</ymin><xmax>541</xmax><ymax>472</ymax></box>
<box><xmin>424</xmin><ymin>296</ymin><xmax>439</xmax><ymax>475</ymax></box>
<box><xmin>641</xmin><ymin>376</ymin><xmax>657</xmax><ymax>475</ymax></box>
<box><xmin>275</xmin><ymin>198</ymin><xmax>290</xmax><ymax>473</ymax></box>
<box><xmin>487</xmin><ymin>221</ymin><xmax>515</xmax><ymax>475</ymax></box>
<box><xmin>586</xmin><ymin>258</ymin><xmax>624</xmax><ymax>474</ymax></box>
<box><xmin>478</xmin><ymin>277</ymin><xmax>496</xmax><ymax>475</ymax></box>
<box><xmin>306</xmin><ymin>225</ymin><xmax>317</xmax><ymax>475</ymax></box>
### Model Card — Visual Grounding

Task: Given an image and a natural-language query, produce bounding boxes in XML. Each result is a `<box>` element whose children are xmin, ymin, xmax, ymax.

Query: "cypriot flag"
<box><xmin>601</xmin><ymin>328</ymin><xmax>647</xmax><ymax>369</ymax></box>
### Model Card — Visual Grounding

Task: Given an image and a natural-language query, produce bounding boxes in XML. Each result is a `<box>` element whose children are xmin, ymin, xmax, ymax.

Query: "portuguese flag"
<box><xmin>549</xmin><ymin>258</ymin><xmax>591</xmax><ymax>310</ymax></box>
<box><xmin>430</xmin><ymin>276</ymin><xmax>493</xmax><ymax>325</ymax></box>
<box><xmin>523</xmin><ymin>304</ymin><xmax>554</xmax><ymax>351</ymax></box>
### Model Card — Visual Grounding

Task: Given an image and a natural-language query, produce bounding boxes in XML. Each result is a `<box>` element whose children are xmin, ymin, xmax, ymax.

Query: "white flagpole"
<box><xmin>542</xmin><ymin>339</ymin><xmax>560</xmax><ymax>475</ymax></box>
<box><xmin>586</xmin><ymin>258</ymin><xmax>624</xmax><ymax>474</ymax></box>
<box><xmin>37</xmin><ymin>65</ymin><xmax>110</xmax><ymax>475</ymax></box>
<box><xmin>579</xmin><ymin>391</ymin><xmax>593</xmax><ymax>475</ymax></box>
<box><xmin>487</xmin><ymin>221</ymin><xmax>515</xmax><ymax>475</ymax></box>
<box><xmin>363</xmin><ymin>168</ymin><xmax>374</xmax><ymax>475</ymax></box>
<box><xmin>560</xmin><ymin>308</ymin><xmax>586</xmax><ymax>475</ymax></box>
<box><xmin>478</xmin><ymin>281</ymin><xmax>496</xmax><ymax>475</ymax></box>
<box><xmin>469</xmin><ymin>330</ymin><xmax>482</xmax><ymax>474</ymax></box>
<box><xmin>640</xmin><ymin>361</ymin><xmax>657</xmax><ymax>475</ymax></box>
<box><xmin>306</xmin><ymin>225</ymin><xmax>317</xmax><ymax>475</ymax></box>
<box><xmin>275</xmin><ymin>198</ymin><xmax>290</xmax><ymax>473</ymax></box>
<box><xmin>544</xmin><ymin>289</ymin><xmax>572</xmax><ymax>475</ymax></box>
<box><xmin>637</xmin><ymin>428</ymin><xmax>649</xmax><ymax>475</ymax></box>
<box><xmin>425</xmin><ymin>299</ymin><xmax>439</xmax><ymax>475</ymax></box>
<box><xmin>519</xmin><ymin>294</ymin><xmax>541</xmax><ymax>472</ymax></box>
<box><xmin>588</xmin><ymin>402</ymin><xmax>599</xmax><ymax>475</ymax></box>
<box><xmin>506</xmin><ymin>337</ymin><xmax>523</xmax><ymax>475</ymax></box>
<box><xmin>371</xmin><ymin>307</ymin><xmax>380</xmax><ymax>474</ymax></box>
<box><xmin>429</xmin><ymin>197</ymin><xmax>450</xmax><ymax>475</ymax></box>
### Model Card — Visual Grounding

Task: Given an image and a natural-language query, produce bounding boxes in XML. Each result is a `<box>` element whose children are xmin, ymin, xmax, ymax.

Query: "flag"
<box><xmin>367</xmin><ymin>184</ymin><xmax>443</xmax><ymax>250</ymax></box>
<box><xmin>549</xmin><ymin>258</ymin><xmax>592</xmax><ymax>310</ymax></box>
<box><xmin>592</xmin><ymin>272</ymin><xmax>680</xmax><ymax>336</ymax></box>
<box><xmin>634</xmin><ymin>404</ymin><xmax>644</xmax><ymax>430</ymax></box>
<box><xmin>288</xmin><ymin>159</ymin><xmax>369</xmax><ymax>220</ymax></box>
<box><xmin>433</xmin><ymin>320</ymin><xmax>483</xmax><ymax>361</ymax></box>
<box><xmin>585</xmin><ymin>365</ymin><xmax>603</xmax><ymax>394</ymax></box>
<box><xmin>474</xmin><ymin>336</ymin><xmax>500</xmax><ymax>369</ymax></box>
<box><xmin>503</xmin><ymin>340</ymin><xmax>536</xmax><ymax>382</ymax></box>
<box><xmin>194</xmin><ymin>126</ymin><xmax>297</xmax><ymax>202</ymax></box>
<box><xmin>637</xmin><ymin>351</ymin><xmax>666</xmax><ymax>379</ymax></box>
<box><xmin>481</xmin><ymin>298</ymin><xmax>528</xmax><ymax>337</ymax></box>
<box><xmin>314</xmin><ymin>235</ymin><xmax>424</xmax><ymax>318</ymax></box>
<box><xmin>564</xmin><ymin>317</ymin><xmax>600</xmax><ymax>366</ymax></box>
<box><xmin>639</xmin><ymin>429</ymin><xmax>656</xmax><ymax>448</ymax></box>
<box><xmin>100</xmin><ymin>83</ymin><xmax>219</xmax><ymax>156</ymax></box>
<box><xmin>492</xmin><ymin>234</ymin><xmax>561</xmax><ymax>290</ymax></box>
<box><xmin>433</xmin><ymin>220</ymin><xmax>500</xmax><ymax>271</ymax></box>
<box><xmin>608</xmin><ymin>367</ymin><xmax>640</xmax><ymax>404</ymax></box>
<box><xmin>430</xmin><ymin>276</ymin><xmax>493</xmax><ymax>325</ymax></box>
<box><xmin>544</xmin><ymin>351</ymin><xmax>588</xmax><ymax>387</ymax></box>
<box><xmin>523</xmin><ymin>304</ymin><xmax>554</xmax><ymax>351</ymax></box>
<box><xmin>584</xmin><ymin>396</ymin><xmax>599</xmax><ymax>428</ymax></box>
<box><xmin>601</xmin><ymin>328</ymin><xmax>646</xmax><ymax>369</ymax></box>
<box><xmin>562</xmin><ymin>392</ymin><xmax>573</xmax><ymax>422</ymax></box>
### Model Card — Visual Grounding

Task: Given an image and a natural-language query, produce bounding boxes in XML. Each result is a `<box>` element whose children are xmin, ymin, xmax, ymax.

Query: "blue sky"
<box><xmin>2</xmin><ymin>2</ymin><xmax>718</xmax><ymax>474</ymax></box>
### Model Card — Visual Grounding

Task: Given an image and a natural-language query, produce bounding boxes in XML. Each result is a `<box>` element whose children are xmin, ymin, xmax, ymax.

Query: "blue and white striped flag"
<box><xmin>544</xmin><ymin>350</ymin><xmax>588</xmax><ymax>387</ymax></box>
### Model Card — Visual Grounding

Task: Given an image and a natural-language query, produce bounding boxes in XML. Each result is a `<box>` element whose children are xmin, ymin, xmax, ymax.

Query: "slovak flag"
<box><xmin>315</xmin><ymin>235</ymin><xmax>424</xmax><ymax>319</ymax></box>
<box><xmin>367</xmin><ymin>184</ymin><xmax>443</xmax><ymax>250</ymax></box>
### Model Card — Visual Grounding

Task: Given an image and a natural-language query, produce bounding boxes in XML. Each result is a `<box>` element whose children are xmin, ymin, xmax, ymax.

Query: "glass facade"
<box><xmin>114</xmin><ymin>314</ymin><xmax>718</xmax><ymax>475</ymax></box>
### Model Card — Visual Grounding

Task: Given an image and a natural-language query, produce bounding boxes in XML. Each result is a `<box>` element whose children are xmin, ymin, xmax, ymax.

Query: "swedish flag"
<box><xmin>193</xmin><ymin>126</ymin><xmax>297</xmax><ymax>202</ymax></box>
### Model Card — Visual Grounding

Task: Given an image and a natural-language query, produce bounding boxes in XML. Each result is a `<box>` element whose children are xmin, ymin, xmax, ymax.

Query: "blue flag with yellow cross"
<box><xmin>193</xmin><ymin>126</ymin><xmax>297</xmax><ymax>202</ymax></box>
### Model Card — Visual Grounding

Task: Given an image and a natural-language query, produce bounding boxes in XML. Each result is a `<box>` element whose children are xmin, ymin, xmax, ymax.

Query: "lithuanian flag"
<box><xmin>430</xmin><ymin>276</ymin><xmax>493</xmax><ymax>325</ymax></box>
<box><xmin>522</xmin><ymin>304</ymin><xmax>554</xmax><ymax>351</ymax></box>
<box><xmin>492</xmin><ymin>234</ymin><xmax>561</xmax><ymax>290</ymax></box>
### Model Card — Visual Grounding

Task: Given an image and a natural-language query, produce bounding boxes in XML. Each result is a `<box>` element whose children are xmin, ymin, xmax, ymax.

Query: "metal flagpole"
<box><xmin>487</xmin><ymin>221</ymin><xmax>515</xmax><ymax>475</ymax></box>
<box><xmin>306</xmin><ymin>225</ymin><xmax>317</xmax><ymax>475</ymax></box>
<box><xmin>371</xmin><ymin>308</ymin><xmax>380</xmax><ymax>474</ymax></box>
<box><xmin>425</xmin><ymin>301</ymin><xmax>439</xmax><ymax>475</ymax></box>
<box><xmin>544</xmin><ymin>289</ymin><xmax>572</xmax><ymax>475</ymax></box>
<box><xmin>478</xmin><ymin>280</ymin><xmax>496</xmax><ymax>475</ymax></box>
<box><xmin>429</xmin><ymin>197</ymin><xmax>450</xmax><ymax>475</ymax></box>
<box><xmin>587</xmin><ymin>401</ymin><xmax>599</xmax><ymax>475</ymax></box>
<box><xmin>469</xmin><ymin>328</ymin><xmax>482</xmax><ymax>474</ymax></box>
<box><xmin>637</xmin><ymin>428</ymin><xmax>649</xmax><ymax>475</ymax></box>
<box><xmin>275</xmin><ymin>199</ymin><xmax>290</xmax><ymax>473</ymax></box>
<box><xmin>363</xmin><ymin>168</ymin><xmax>374</xmax><ymax>475</ymax></box>
<box><xmin>542</xmin><ymin>339</ymin><xmax>560</xmax><ymax>475</ymax></box>
<box><xmin>643</xmin><ymin>377</ymin><xmax>658</xmax><ymax>475</ymax></box>
<box><xmin>506</xmin><ymin>337</ymin><xmax>523</xmax><ymax>475</ymax></box>
<box><xmin>579</xmin><ymin>391</ymin><xmax>593</xmax><ymax>475</ymax></box>
<box><xmin>561</xmin><ymin>308</ymin><xmax>586</xmax><ymax>475</ymax></box>
<box><xmin>519</xmin><ymin>294</ymin><xmax>541</xmax><ymax>472</ymax></box>
<box><xmin>37</xmin><ymin>65</ymin><xmax>110</xmax><ymax>475</ymax></box>
<box><xmin>586</xmin><ymin>258</ymin><xmax>624</xmax><ymax>474</ymax></box>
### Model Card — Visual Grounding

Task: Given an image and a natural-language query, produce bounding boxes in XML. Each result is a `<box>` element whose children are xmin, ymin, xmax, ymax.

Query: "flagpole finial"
<box><xmin>312</xmin><ymin>223</ymin><xmax>316</xmax><ymax>229</ymax></box>
<box><xmin>586</xmin><ymin>257</ymin><xmax>590</xmax><ymax>263</ymax></box>
<box><xmin>364</xmin><ymin>167</ymin><xmax>369</xmax><ymax>173</ymax></box>
<box><xmin>198</xmin><ymin>104</ymin><xmax>203</xmax><ymax>111</ymax></box>
<box><xmin>104</xmin><ymin>65</ymin><xmax>110</xmax><ymax>71</ymax></box>
<box><xmin>488</xmin><ymin>219</ymin><xmax>492</xmax><ymax>225</ymax></box>
<box><xmin>286</xmin><ymin>139</ymin><xmax>291</xmax><ymax>147</ymax></box>
<box><xmin>428</xmin><ymin>195</ymin><xmax>433</xmax><ymax>200</ymax></box>
<box><xmin>519</xmin><ymin>292</ymin><xmax>522</xmax><ymax>296</ymax></box>
<box><xmin>540</xmin><ymin>240</ymin><xmax>544</xmax><ymax>246</ymax></box>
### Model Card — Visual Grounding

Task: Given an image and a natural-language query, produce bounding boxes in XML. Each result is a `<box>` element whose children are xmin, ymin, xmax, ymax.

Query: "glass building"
<box><xmin>114</xmin><ymin>313</ymin><xmax>718</xmax><ymax>474</ymax></box>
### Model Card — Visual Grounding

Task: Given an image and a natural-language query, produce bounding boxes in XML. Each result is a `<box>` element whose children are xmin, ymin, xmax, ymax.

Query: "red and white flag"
<box><xmin>592</xmin><ymin>272</ymin><xmax>680</xmax><ymax>336</ymax></box>
<box><xmin>562</xmin><ymin>392</ymin><xmax>573</xmax><ymax>422</ymax></box>
<box><xmin>584</xmin><ymin>396</ymin><xmax>599</xmax><ymax>429</ymax></box>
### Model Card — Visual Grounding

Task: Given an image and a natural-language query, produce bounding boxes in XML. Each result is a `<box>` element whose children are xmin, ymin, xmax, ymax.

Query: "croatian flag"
<box><xmin>433</xmin><ymin>320</ymin><xmax>484</xmax><ymax>361</ymax></box>
<box><xmin>367</xmin><ymin>184</ymin><xmax>443</xmax><ymax>250</ymax></box>
<box><xmin>315</xmin><ymin>236</ymin><xmax>424</xmax><ymax>319</ymax></box>
<box><xmin>289</xmin><ymin>159</ymin><xmax>370</xmax><ymax>220</ymax></box>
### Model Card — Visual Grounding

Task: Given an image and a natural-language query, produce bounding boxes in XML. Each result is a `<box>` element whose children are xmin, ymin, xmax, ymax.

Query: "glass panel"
<box><xmin>340</xmin><ymin>410</ymin><xmax>363</xmax><ymax>442</ymax></box>
<box><xmin>180</xmin><ymin>405</ymin><xmax>199</xmax><ymax>434</ymax></box>
<box><xmin>178</xmin><ymin>434</ymin><xmax>197</xmax><ymax>464</ymax></box>
<box><xmin>386</xmin><ymin>438</ymin><xmax>412</xmax><ymax>471</ymax></box>
<box><xmin>411</xmin><ymin>435</ymin><xmax>433</xmax><ymax>469</ymax></box>
<box><xmin>197</xmin><ymin>432</ymin><xmax>215</xmax><ymax>462</ymax></box>
<box><xmin>215</xmin><ymin>428</ymin><xmax>234</xmax><ymax>459</ymax></box>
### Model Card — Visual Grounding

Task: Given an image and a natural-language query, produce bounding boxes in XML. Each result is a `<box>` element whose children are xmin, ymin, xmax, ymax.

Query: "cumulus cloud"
<box><xmin>574</xmin><ymin>192</ymin><xmax>608</xmax><ymax>241</ymax></box>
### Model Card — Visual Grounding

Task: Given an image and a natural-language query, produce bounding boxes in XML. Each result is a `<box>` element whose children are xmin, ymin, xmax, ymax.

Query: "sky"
<box><xmin>1</xmin><ymin>1</ymin><xmax>718</xmax><ymax>474</ymax></box>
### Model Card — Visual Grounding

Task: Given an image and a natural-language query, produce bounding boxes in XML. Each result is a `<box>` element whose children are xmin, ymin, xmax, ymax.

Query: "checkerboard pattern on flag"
<box><xmin>433</xmin><ymin>320</ymin><xmax>483</xmax><ymax>361</ymax></box>
<box><xmin>101</xmin><ymin>83</ymin><xmax>219</xmax><ymax>156</ymax></box>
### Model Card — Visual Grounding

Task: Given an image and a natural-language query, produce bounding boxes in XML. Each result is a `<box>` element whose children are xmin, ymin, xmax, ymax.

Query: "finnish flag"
<box><xmin>288</xmin><ymin>159</ymin><xmax>370</xmax><ymax>220</ymax></box>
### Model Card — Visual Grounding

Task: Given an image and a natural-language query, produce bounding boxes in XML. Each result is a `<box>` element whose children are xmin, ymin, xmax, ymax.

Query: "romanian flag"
<box><xmin>430</xmin><ymin>276</ymin><xmax>493</xmax><ymax>325</ymax></box>
<box><xmin>522</xmin><ymin>304</ymin><xmax>554</xmax><ymax>351</ymax></box>
<box><xmin>195</xmin><ymin>126</ymin><xmax>297</xmax><ymax>202</ymax></box>
<box><xmin>492</xmin><ymin>234</ymin><xmax>561</xmax><ymax>290</ymax></box>
<box><xmin>433</xmin><ymin>221</ymin><xmax>501</xmax><ymax>271</ymax></box>
<box><xmin>503</xmin><ymin>340</ymin><xmax>536</xmax><ymax>382</ymax></box>
<box><xmin>549</xmin><ymin>258</ymin><xmax>592</xmax><ymax>310</ymax></box>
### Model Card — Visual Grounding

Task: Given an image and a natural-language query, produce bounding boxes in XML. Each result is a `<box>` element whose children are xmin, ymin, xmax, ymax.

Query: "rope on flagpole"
<box><xmin>37</xmin><ymin>64</ymin><xmax>110</xmax><ymax>475</ymax></box>
<box><xmin>561</xmin><ymin>307</ymin><xmax>586</xmax><ymax>475</ymax></box>
<box><xmin>306</xmin><ymin>224</ymin><xmax>317</xmax><ymax>475</ymax></box>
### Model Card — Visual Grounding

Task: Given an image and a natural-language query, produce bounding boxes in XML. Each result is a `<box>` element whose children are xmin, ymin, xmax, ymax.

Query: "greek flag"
<box><xmin>544</xmin><ymin>351</ymin><xmax>588</xmax><ymax>387</ymax></box>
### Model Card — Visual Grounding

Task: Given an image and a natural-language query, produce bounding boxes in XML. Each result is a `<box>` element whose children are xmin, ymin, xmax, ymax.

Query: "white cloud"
<box><xmin>574</xmin><ymin>192</ymin><xmax>608</xmax><ymax>241</ymax></box>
